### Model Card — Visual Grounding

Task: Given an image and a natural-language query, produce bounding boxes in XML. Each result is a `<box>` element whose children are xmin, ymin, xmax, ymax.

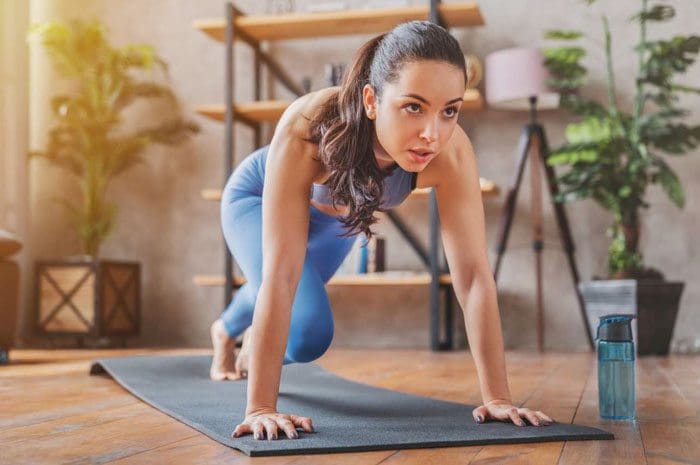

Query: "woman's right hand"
<box><xmin>231</xmin><ymin>408</ymin><xmax>314</xmax><ymax>440</ymax></box>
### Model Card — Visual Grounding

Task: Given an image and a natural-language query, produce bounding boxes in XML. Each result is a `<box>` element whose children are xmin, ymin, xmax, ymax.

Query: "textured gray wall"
<box><xmin>22</xmin><ymin>0</ymin><xmax>699</xmax><ymax>352</ymax></box>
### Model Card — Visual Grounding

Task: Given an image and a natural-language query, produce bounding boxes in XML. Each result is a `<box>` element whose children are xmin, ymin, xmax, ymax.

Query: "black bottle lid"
<box><xmin>596</xmin><ymin>314</ymin><xmax>636</xmax><ymax>342</ymax></box>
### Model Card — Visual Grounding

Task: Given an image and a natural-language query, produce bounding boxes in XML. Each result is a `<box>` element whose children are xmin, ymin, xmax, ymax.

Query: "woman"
<box><xmin>210</xmin><ymin>21</ymin><xmax>555</xmax><ymax>441</ymax></box>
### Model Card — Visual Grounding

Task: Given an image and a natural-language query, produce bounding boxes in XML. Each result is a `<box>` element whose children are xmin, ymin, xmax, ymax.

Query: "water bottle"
<box><xmin>596</xmin><ymin>314</ymin><xmax>637</xmax><ymax>420</ymax></box>
<box><xmin>357</xmin><ymin>236</ymin><xmax>368</xmax><ymax>274</ymax></box>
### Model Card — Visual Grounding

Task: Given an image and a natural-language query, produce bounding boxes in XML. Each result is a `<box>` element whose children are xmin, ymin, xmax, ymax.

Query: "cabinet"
<box><xmin>192</xmin><ymin>1</ymin><xmax>497</xmax><ymax>350</ymax></box>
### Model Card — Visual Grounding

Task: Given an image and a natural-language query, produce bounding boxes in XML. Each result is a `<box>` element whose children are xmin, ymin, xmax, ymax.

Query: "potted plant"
<box><xmin>543</xmin><ymin>1</ymin><xmax>699</xmax><ymax>355</ymax></box>
<box><xmin>28</xmin><ymin>20</ymin><xmax>199</xmax><ymax>347</ymax></box>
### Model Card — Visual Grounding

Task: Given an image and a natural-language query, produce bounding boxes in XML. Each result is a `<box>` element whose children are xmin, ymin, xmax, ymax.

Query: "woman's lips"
<box><xmin>409</xmin><ymin>149</ymin><xmax>433</xmax><ymax>162</ymax></box>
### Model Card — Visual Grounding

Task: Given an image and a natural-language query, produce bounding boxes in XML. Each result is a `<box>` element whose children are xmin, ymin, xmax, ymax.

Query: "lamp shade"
<box><xmin>485</xmin><ymin>47</ymin><xmax>560</xmax><ymax>111</ymax></box>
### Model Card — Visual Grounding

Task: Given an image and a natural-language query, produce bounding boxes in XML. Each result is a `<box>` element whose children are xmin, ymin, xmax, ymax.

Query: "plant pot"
<box><xmin>34</xmin><ymin>257</ymin><xmax>141</xmax><ymax>346</ymax></box>
<box><xmin>0</xmin><ymin>229</ymin><xmax>22</xmax><ymax>363</ymax></box>
<box><xmin>0</xmin><ymin>260</ymin><xmax>20</xmax><ymax>363</ymax></box>
<box><xmin>579</xmin><ymin>279</ymin><xmax>684</xmax><ymax>356</ymax></box>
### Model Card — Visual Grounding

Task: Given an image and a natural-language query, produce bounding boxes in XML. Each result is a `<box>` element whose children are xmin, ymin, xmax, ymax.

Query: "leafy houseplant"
<box><xmin>543</xmin><ymin>0</ymin><xmax>699</xmax><ymax>279</ymax></box>
<box><xmin>542</xmin><ymin>1</ymin><xmax>698</xmax><ymax>354</ymax></box>
<box><xmin>29</xmin><ymin>20</ymin><xmax>198</xmax><ymax>345</ymax></box>
<box><xmin>29</xmin><ymin>20</ymin><xmax>199</xmax><ymax>257</ymax></box>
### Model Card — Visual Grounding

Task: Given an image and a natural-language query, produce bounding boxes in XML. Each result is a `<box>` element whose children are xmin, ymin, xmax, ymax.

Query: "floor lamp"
<box><xmin>484</xmin><ymin>47</ymin><xmax>593</xmax><ymax>353</ymax></box>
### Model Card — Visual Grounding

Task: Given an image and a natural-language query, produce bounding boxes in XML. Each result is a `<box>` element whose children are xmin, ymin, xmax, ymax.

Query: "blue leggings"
<box><xmin>219</xmin><ymin>145</ymin><xmax>358</xmax><ymax>364</ymax></box>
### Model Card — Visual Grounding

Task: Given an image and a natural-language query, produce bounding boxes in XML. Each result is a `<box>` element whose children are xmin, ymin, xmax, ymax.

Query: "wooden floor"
<box><xmin>2</xmin><ymin>348</ymin><xmax>698</xmax><ymax>464</ymax></box>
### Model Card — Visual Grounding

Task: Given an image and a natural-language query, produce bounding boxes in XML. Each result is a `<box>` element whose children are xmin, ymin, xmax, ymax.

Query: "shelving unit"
<box><xmin>193</xmin><ymin>3</ymin><xmax>484</xmax><ymax>42</ymax></box>
<box><xmin>193</xmin><ymin>1</ymin><xmax>494</xmax><ymax>350</ymax></box>
<box><xmin>194</xmin><ymin>88</ymin><xmax>484</xmax><ymax>124</ymax></box>
<box><xmin>200</xmin><ymin>180</ymin><xmax>498</xmax><ymax>202</ymax></box>
<box><xmin>194</xmin><ymin>272</ymin><xmax>454</xmax><ymax>288</ymax></box>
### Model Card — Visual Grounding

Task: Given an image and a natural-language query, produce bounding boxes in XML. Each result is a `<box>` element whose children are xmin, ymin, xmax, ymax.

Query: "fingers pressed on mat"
<box><xmin>262</xmin><ymin>418</ymin><xmax>278</xmax><ymax>440</ymax></box>
<box><xmin>471</xmin><ymin>406</ymin><xmax>487</xmax><ymax>423</ymax></box>
<box><xmin>253</xmin><ymin>423</ymin><xmax>265</xmax><ymax>440</ymax></box>
<box><xmin>508</xmin><ymin>408</ymin><xmax>524</xmax><ymax>426</ymax></box>
<box><xmin>290</xmin><ymin>414</ymin><xmax>314</xmax><ymax>432</ymax></box>
<box><xmin>233</xmin><ymin>423</ymin><xmax>252</xmax><ymax>438</ymax></box>
<box><xmin>523</xmin><ymin>411</ymin><xmax>541</xmax><ymax>426</ymax></box>
<box><xmin>536</xmin><ymin>410</ymin><xmax>554</xmax><ymax>423</ymax></box>
<box><xmin>278</xmin><ymin>419</ymin><xmax>298</xmax><ymax>439</ymax></box>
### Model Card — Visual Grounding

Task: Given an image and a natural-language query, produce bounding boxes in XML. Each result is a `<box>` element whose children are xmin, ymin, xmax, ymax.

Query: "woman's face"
<box><xmin>363</xmin><ymin>60</ymin><xmax>466</xmax><ymax>171</ymax></box>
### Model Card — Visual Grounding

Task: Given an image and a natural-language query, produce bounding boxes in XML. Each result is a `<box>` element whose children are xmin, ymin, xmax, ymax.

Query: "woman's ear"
<box><xmin>362</xmin><ymin>84</ymin><xmax>377</xmax><ymax>120</ymax></box>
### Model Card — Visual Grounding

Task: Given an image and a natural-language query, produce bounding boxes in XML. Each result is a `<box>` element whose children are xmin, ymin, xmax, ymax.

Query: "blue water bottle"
<box><xmin>357</xmin><ymin>236</ymin><xmax>368</xmax><ymax>274</ymax></box>
<box><xmin>596</xmin><ymin>314</ymin><xmax>637</xmax><ymax>420</ymax></box>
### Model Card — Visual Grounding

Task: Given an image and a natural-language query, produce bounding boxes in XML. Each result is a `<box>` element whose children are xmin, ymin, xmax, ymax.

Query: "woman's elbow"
<box><xmin>458</xmin><ymin>262</ymin><xmax>496</xmax><ymax>297</ymax></box>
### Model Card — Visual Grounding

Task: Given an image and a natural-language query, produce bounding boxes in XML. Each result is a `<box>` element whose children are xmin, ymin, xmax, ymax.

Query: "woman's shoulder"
<box><xmin>273</xmin><ymin>87</ymin><xmax>339</xmax><ymax>180</ymax></box>
<box><xmin>265</xmin><ymin>88</ymin><xmax>340</xmax><ymax>184</ymax></box>
<box><xmin>279</xmin><ymin>86</ymin><xmax>340</xmax><ymax>139</ymax></box>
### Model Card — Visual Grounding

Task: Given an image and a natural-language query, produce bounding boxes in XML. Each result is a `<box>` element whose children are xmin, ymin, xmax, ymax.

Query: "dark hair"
<box><xmin>304</xmin><ymin>20</ymin><xmax>467</xmax><ymax>239</ymax></box>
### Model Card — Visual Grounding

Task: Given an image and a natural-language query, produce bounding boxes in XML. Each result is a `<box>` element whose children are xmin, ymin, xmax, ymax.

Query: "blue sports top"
<box><xmin>224</xmin><ymin>144</ymin><xmax>417</xmax><ymax>210</ymax></box>
<box><xmin>311</xmin><ymin>163</ymin><xmax>417</xmax><ymax>210</ymax></box>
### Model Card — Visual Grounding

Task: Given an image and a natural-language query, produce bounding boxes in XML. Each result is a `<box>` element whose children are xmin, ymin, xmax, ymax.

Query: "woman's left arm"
<box><xmin>434</xmin><ymin>129</ymin><xmax>554</xmax><ymax>427</ymax></box>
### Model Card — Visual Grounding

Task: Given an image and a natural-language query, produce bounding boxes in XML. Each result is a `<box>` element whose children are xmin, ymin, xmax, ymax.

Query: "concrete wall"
<box><xmin>20</xmin><ymin>0</ymin><xmax>700</xmax><ymax>352</ymax></box>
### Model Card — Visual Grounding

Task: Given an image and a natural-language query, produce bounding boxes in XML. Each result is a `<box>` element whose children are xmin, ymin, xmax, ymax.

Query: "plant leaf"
<box><xmin>644</xmin><ymin>123</ymin><xmax>700</xmax><ymax>154</ymax></box>
<box><xmin>113</xmin><ymin>81</ymin><xmax>177</xmax><ymax>111</ymax></box>
<box><xmin>639</xmin><ymin>35</ymin><xmax>700</xmax><ymax>86</ymax></box>
<box><xmin>565</xmin><ymin>117</ymin><xmax>613</xmax><ymax>144</ymax></box>
<box><xmin>558</xmin><ymin>94</ymin><xmax>608</xmax><ymax>118</ymax></box>
<box><xmin>544</xmin><ymin>30</ymin><xmax>583</xmax><ymax>40</ymax></box>
<box><xmin>653</xmin><ymin>157</ymin><xmax>685</xmax><ymax>207</ymax></box>
<box><xmin>631</xmin><ymin>4</ymin><xmax>675</xmax><ymax>23</ymax></box>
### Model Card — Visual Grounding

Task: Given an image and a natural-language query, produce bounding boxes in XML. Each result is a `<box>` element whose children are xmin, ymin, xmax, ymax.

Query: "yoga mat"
<box><xmin>89</xmin><ymin>355</ymin><xmax>613</xmax><ymax>457</ymax></box>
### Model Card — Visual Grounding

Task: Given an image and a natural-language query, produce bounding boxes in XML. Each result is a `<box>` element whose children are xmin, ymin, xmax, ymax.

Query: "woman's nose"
<box><xmin>419</xmin><ymin>127</ymin><xmax>437</xmax><ymax>144</ymax></box>
<box><xmin>419</xmin><ymin>118</ymin><xmax>438</xmax><ymax>143</ymax></box>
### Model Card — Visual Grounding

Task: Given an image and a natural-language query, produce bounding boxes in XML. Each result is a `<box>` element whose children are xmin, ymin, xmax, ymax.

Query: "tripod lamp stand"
<box><xmin>484</xmin><ymin>47</ymin><xmax>593</xmax><ymax>353</ymax></box>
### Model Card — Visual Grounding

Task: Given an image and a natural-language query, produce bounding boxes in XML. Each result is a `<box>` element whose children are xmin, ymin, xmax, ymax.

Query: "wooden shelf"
<box><xmin>194</xmin><ymin>271</ymin><xmax>452</xmax><ymax>288</ymax></box>
<box><xmin>202</xmin><ymin>177</ymin><xmax>498</xmax><ymax>202</ymax></box>
<box><xmin>194</xmin><ymin>275</ymin><xmax>247</xmax><ymax>287</ymax></box>
<box><xmin>195</xmin><ymin>101</ymin><xmax>288</xmax><ymax>124</ymax></box>
<box><xmin>194</xmin><ymin>3</ymin><xmax>484</xmax><ymax>42</ymax></box>
<box><xmin>196</xmin><ymin>89</ymin><xmax>484</xmax><ymax>124</ymax></box>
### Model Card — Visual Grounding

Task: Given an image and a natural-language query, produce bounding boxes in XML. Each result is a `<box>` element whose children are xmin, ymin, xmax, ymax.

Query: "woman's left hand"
<box><xmin>472</xmin><ymin>399</ymin><xmax>554</xmax><ymax>427</ymax></box>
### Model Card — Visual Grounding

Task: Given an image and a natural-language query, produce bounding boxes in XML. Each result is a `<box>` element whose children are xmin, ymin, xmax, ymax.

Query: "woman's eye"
<box><xmin>405</xmin><ymin>104</ymin><xmax>458</xmax><ymax>117</ymax></box>
<box><xmin>444</xmin><ymin>107</ymin><xmax>458</xmax><ymax>118</ymax></box>
<box><xmin>406</xmin><ymin>103</ymin><xmax>421</xmax><ymax>113</ymax></box>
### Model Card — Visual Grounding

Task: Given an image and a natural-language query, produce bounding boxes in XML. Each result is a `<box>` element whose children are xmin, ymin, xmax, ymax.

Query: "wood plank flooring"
<box><xmin>1</xmin><ymin>348</ymin><xmax>698</xmax><ymax>464</ymax></box>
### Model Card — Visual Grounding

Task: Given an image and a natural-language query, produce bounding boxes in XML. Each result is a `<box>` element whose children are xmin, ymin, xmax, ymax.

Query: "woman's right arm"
<box><xmin>232</xmin><ymin>100</ymin><xmax>323</xmax><ymax>440</ymax></box>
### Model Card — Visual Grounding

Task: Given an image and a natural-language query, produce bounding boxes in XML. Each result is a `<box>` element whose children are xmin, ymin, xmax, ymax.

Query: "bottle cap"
<box><xmin>596</xmin><ymin>314</ymin><xmax>636</xmax><ymax>342</ymax></box>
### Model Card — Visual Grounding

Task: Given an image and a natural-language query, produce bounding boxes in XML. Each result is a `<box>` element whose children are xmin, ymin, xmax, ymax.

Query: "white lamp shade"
<box><xmin>485</xmin><ymin>47</ymin><xmax>560</xmax><ymax>111</ymax></box>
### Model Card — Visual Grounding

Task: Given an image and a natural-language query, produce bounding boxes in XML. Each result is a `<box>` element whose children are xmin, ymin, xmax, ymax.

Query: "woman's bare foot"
<box><xmin>234</xmin><ymin>325</ymin><xmax>252</xmax><ymax>378</ymax></box>
<box><xmin>210</xmin><ymin>319</ymin><xmax>242</xmax><ymax>381</ymax></box>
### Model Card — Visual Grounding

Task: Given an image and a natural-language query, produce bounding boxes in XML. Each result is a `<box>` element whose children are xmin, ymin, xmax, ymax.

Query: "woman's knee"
<box><xmin>285</xmin><ymin>321</ymin><xmax>334</xmax><ymax>363</ymax></box>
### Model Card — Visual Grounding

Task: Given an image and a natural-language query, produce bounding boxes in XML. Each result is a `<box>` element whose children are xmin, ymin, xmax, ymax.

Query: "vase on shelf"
<box><xmin>299</xmin><ymin>0</ymin><xmax>346</xmax><ymax>13</ymax></box>
<box><xmin>324</xmin><ymin>63</ymin><xmax>346</xmax><ymax>87</ymax></box>
<box><xmin>357</xmin><ymin>234</ymin><xmax>385</xmax><ymax>274</ymax></box>
<box><xmin>358</xmin><ymin>0</ymin><xmax>410</xmax><ymax>9</ymax></box>
<box><xmin>266</xmin><ymin>0</ymin><xmax>295</xmax><ymax>14</ymax></box>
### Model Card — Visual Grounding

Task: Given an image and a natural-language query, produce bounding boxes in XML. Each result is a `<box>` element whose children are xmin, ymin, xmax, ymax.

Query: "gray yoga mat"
<box><xmin>89</xmin><ymin>355</ymin><xmax>613</xmax><ymax>457</ymax></box>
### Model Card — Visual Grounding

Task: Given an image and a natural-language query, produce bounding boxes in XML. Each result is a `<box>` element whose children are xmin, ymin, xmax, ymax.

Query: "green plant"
<box><xmin>28</xmin><ymin>20</ymin><xmax>199</xmax><ymax>257</ymax></box>
<box><xmin>543</xmin><ymin>0</ymin><xmax>699</xmax><ymax>279</ymax></box>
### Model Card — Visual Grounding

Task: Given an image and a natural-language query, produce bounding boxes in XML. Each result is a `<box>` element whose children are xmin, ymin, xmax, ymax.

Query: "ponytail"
<box><xmin>305</xmin><ymin>33</ymin><xmax>389</xmax><ymax>239</ymax></box>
